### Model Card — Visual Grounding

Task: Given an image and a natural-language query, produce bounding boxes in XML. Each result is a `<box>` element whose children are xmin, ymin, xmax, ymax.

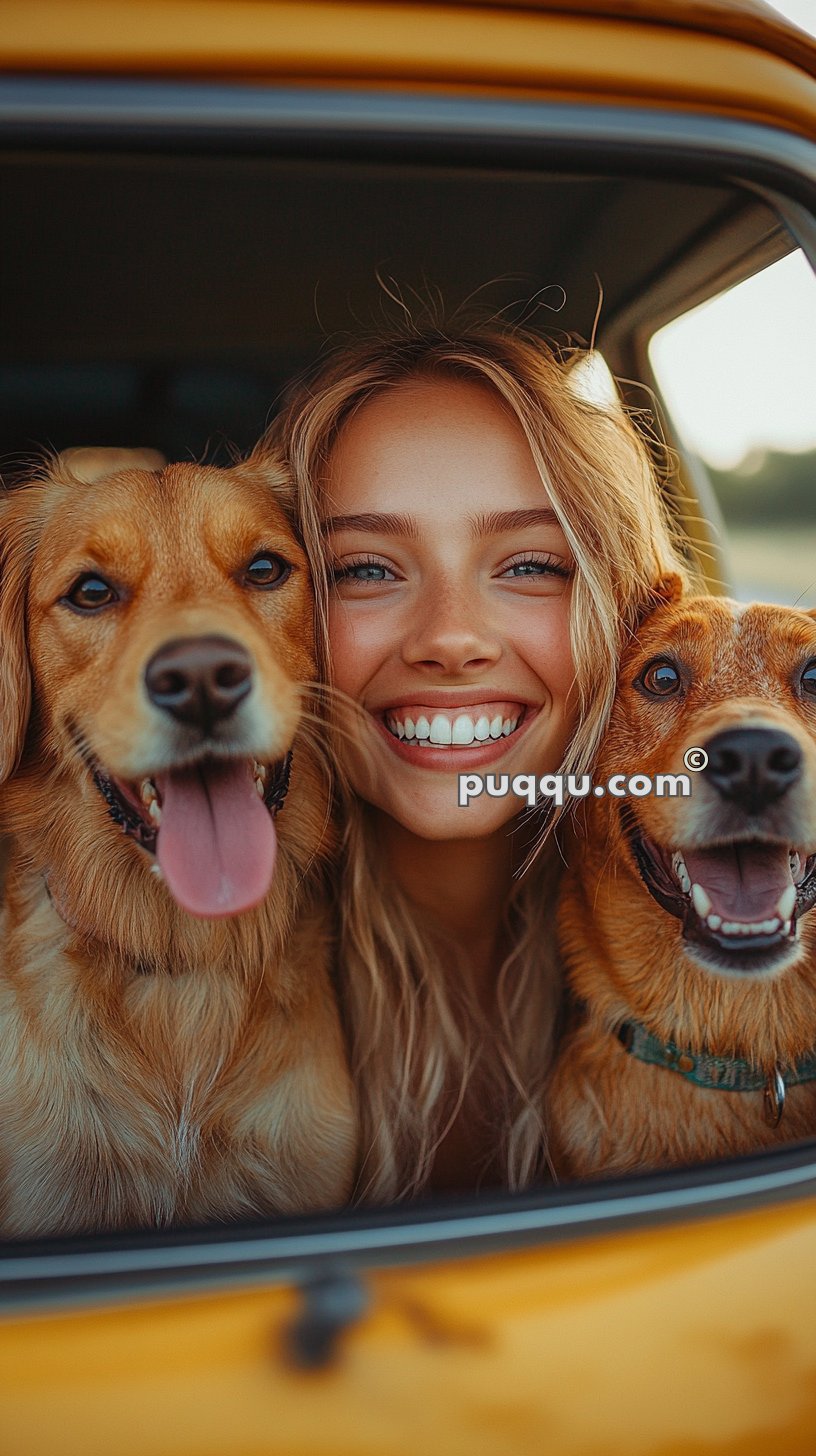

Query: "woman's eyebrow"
<box><xmin>470</xmin><ymin>508</ymin><xmax>560</xmax><ymax>535</ymax></box>
<box><xmin>321</xmin><ymin>507</ymin><xmax>560</xmax><ymax>538</ymax></box>
<box><xmin>321</xmin><ymin>512</ymin><xmax>420</xmax><ymax>539</ymax></box>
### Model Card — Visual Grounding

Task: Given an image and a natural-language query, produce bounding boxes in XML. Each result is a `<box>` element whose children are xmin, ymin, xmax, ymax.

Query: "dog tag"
<box><xmin>763</xmin><ymin>1066</ymin><xmax>786</xmax><ymax>1128</ymax></box>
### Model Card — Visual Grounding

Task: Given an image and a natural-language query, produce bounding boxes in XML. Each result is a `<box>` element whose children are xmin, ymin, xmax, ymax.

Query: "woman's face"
<box><xmin>322</xmin><ymin>374</ymin><xmax>577</xmax><ymax>840</ymax></box>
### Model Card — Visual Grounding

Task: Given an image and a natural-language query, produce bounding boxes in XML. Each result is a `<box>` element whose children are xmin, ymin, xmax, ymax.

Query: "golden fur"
<box><xmin>550</xmin><ymin>584</ymin><xmax>816</xmax><ymax>1178</ymax></box>
<box><xmin>0</xmin><ymin>452</ymin><xmax>357</xmax><ymax>1236</ymax></box>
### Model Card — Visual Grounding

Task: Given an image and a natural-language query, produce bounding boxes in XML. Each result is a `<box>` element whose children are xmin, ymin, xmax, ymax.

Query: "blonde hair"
<box><xmin>270</xmin><ymin>322</ymin><xmax>691</xmax><ymax>1201</ymax></box>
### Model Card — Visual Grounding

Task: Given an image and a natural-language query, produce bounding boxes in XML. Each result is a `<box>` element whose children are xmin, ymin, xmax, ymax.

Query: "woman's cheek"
<box><xmin>327</xmin><ymin>598</ymin><xmax>393</xmax><ymax>696</ymax></box>
<box><xmin>500</xmin><ymin>596</ymin><xmax>575</xmax><ymax>701</ymax></box>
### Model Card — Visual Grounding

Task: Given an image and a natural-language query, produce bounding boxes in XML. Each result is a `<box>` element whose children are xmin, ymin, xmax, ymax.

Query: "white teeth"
<box><xmin>777</xmin><ymin>884</ymin><xmax>796</xmax><ymax>921</ymax></box>
<box><xmin>139</xmin><ymin>778</ymin><xmax>158</xmax><ymax>808</ymax></box>
<box><xmin>790</xmin><ymin>851</ymin><xmax>801</xmax><ymax>879</ymax></box>
<box><xmin>782</xmin><ymin>919</ymin><xmax>792</xmax><ymax>935</ymax></box>
<box><xmin>672</xmin><ymin>853</ymin><xmax>691</xmax><ymax>894</ymax></box>
<box><xmin>150</xmin><ymin>863</ymin><xmax>164</xmax><ymax>879</ymax></box>
<box><xmin>706</xmin><ymin>913</ymin><xmax>722</xmax><ymax>931</ymax></box>
<box><xmin>255</xmin><ymin>777</ymin><xmax>265</xmax><ymax>798</ymax></box>
<box><xmin>691</xmin><ymin>883</ymin><xmax>712</xmax><ymax>918</ymax></box>
<box><xmin>387</xmin><ymin>709</ymin><xmax>521</xmax><ymax>745</ymax></box>
<box><xmin>148</xmin><ymin>799</ymin><xmax>162</xmax><ymax>826</ymax></box>
<box><xmin>452</xmin><ymin>715</ymin><xmax>475</xmax><ymax>745</ymax></box>
<box><xmin>716</xmin><ymin>917</ymin><xmax>782</xmax><ymax>938</ymax></box>
<box><xmin>429</xmin><ymin>714</ymin><xmax>453</xmax><ymax>745</ymax></box>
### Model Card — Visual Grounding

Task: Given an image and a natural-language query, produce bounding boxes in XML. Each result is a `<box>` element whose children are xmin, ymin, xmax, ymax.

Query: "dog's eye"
<box><xmin>801</xmin><ymin>659</ymin><xmax>816</xmax><ymax>698</ymax></box>
<box><xmin>243</xmin><ymin>553</ymin><xmax>291</xmax><ymax>589</ymax></box>
<box><xmin>636</xmin><ymin>658</ymin><xmax>682</xmax><ymax>698</ymax></box>
<box><xmin>64</xmin><ymin>575</ymin><xmax>117</xmax><ymax>611</ymax></box>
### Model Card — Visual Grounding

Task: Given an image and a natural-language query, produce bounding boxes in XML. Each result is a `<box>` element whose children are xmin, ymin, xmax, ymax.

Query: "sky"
<box><xmin>650</xmin><ymin>251</ymin><xmax>816</xmax><ymax>469</ymax></box>
<box><xmin>764</xmin><ymin>1</ymin><xmax>816</xmax><ymax>37</ymax></box>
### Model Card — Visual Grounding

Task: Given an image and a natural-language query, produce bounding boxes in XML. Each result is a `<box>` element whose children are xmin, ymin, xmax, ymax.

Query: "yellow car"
<box><xmin>1</xmin><ymin>2</ymin><xmax>816</xmax><ymax>1452</ymax></box>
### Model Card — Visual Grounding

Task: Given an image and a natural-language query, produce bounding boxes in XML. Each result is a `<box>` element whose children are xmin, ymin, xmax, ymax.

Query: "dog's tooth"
<box><xmin>148</xmin><ymin>800</ymin><xmax>162</xmax><ymax>826</ymax></box>
<box><xmin>790</xmin><ymin>851</ymin><xmax>801</xmax><ymax>879</ymax></box>
<box><xmin>706</xmin><ymin>913</ymin><xmax>722</xmax><ymax>931</ymax></box>
<box><xmin>762</xmin><ymin>918</ymin><xmax>781</xmax><ymax>934</ymax></box>
<box><xmin>782</xmin><ymin>919</ymin><xmax>792</xmax><ymax>935</ymax></box>
<box><xmin>776</xmin><ymin>884</ymin><xmax>796</xmax><ymax>921</ymax></box>
<box><xmin>150</xmin><ymin>863</ymin><xmax>163</xmax><ymax>879</ymax></box>
<box><xmin>139</xmin><ymin>778</ymin><xmax>157</xmax><ymax>807</ymax></box>
<box><xmin>721</xmin><ymin>921</ymin><xmax>740</xmax><ymax>935</ymax></box>
<box><xmin>255</xmin><ymin>776</ymin><xmax>265</xmax><ymax>798</ymax></box>
<box><xmin>691</xmin><ymin>883</ymin><xmax>712</xmax><ymax>919</ymax></box>
<box><xmin>253</xmin><ymin>760</ymin><xmax>268</xmax><ymax>784</ymax></box>
<box><xmin>672</xmin><ymin>852</ymin><xmax>691</xmax><ymax>894</ymax></box>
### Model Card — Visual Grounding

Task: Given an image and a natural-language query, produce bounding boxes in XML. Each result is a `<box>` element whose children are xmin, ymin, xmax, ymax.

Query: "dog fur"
<box><xmin>550</xmin><ymin>582</ymin><xmax>816</xmax><ymax>1179</ymax></box>
<box><xmin>0</xmin><ymin>451</ymin><xmax>357</xmax><ymax>1236</ymax></box>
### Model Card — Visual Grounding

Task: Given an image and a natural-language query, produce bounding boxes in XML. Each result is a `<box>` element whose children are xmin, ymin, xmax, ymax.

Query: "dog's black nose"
<box><xmin>704</xmin><ymin>727</ymin><xmax>802</xmax><ymax>813</ymax></box>
<box><xmin>145</xmin><ymin>636</ymin><xmax>253</xmax><ymax>731</ymax></box>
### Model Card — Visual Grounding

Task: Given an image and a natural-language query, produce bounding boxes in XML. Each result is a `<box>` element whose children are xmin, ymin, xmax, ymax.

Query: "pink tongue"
<box><xmin>155</xmin><ymin>760</ymin><xmax>277</xmax><ymax>918</ymax></box>
<box><xmin>682</xmin><ymin>843</ymin><xmax>792</xmax><ymax>922</ymax></box>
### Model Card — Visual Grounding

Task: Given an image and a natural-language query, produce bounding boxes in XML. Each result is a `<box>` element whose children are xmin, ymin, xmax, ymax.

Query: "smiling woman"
<box><xmin>272</xmin><ymin>322</ymin><xmax>692</xmax><ymax>1201</ymax></box>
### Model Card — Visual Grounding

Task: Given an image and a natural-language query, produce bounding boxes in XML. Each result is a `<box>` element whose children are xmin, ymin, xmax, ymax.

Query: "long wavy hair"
<box><xmin>268</xmin><ymin>322</ymin><xmax>692</xmax><ymax>1202</ymax></box>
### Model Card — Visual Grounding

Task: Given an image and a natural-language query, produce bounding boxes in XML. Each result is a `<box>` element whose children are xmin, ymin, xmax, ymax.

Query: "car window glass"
<box><xmin>649</xmin><ymin>249</ymin><xmax>816</xmax><ymax>609</ymax></box>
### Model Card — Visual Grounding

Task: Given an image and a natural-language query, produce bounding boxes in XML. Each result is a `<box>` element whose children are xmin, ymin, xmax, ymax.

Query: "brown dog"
<box><xmin>0</xmin><ymin>451</ymin><xmax>357</xmax><ymax>1235</ymax></box>
<box><xmin>550</xmin><ymin>581</ymin><xmax>816</xmax><ymax>1179</ymax></box>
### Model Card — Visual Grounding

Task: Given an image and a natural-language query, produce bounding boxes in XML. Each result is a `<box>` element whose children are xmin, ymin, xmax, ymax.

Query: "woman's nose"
<box><xmin>401</xmin><ymin>584</ymin><xmax>502</xmax><ymax>674</ymax></box>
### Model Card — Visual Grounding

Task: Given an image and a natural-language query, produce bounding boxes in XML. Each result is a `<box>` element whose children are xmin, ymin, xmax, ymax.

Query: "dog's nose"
<box><xmin>704</xmin><ymin>727</ymin><xmax>802</xmax><ymax>813</ymax></box>
<box><xmin>145</xmin><ymin>636</ymin><xmax>253</xmax><ymax>731</ymax></box>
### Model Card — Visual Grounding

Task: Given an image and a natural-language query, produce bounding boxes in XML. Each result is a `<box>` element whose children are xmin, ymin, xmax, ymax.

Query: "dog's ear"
<box><xmin>0</xmin><ymin>507</ymin><xmax>33</xmax><ymax>783</ymax></box>
<box><xmin>58</xmin><ymin>446</ymin><xmax>166</xmax><ymax>484</ymax></box>
<box><xmin>649</xmin><ymin>571</ymin><xmax>685</xmax><ymax>607</ymax></box>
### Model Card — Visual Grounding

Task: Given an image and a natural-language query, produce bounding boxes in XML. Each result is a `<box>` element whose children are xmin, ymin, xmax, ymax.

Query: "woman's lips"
<box><xmin>371</xmin><ymin>700</ymin><xmax>540</xmax><ymax>771</ymax></box>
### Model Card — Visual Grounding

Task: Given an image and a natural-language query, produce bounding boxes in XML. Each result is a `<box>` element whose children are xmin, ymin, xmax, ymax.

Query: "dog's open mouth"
<box><xmin>625</xmin><ymin>809</ymin><xmax>816</xmax><ymax>973</ymax></box>
<box><xmin>92</xmin><ymin>755</ymin><xmax>291</xmax><ymax>919</ymax></box>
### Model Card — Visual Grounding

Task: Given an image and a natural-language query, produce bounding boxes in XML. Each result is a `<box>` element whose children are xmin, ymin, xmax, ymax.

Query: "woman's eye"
<box><xmin>499</xmin><ymin>553</ymin><xmax>572</xmax><ymax>580</ymax></box>
<box><xmin>244</xmin><ymin>553</ymin><xmax>291</xmax><ymax>589</ymax></box>
<box><xmin>63</xmin><ymin>575</ymin><xmax>117</xmax><ymax>611</ymax></box>
<box><xmin>801</xmin><ymin>659</ymin><xmax>816</xmax><ymax>697</ymax></box>
<box><xmin>333</xmin><ymin>558</ymin><xmax>397</xmax><ymax>584</ymax></box>
<box><xmin>636</xmin><ymin>658</ymin><xmax>683</xmax><ymax>697</ymax></box>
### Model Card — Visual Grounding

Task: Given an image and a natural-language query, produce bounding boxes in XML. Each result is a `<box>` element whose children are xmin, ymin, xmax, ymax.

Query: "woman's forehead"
<box><xmin>323</xmin><ymin>374</ymin><xmax>554</xmax><ymax>520</ymax></box>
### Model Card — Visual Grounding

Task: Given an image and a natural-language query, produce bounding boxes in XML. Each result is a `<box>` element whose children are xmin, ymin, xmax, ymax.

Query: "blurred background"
<box><xmin>649</xmin><ymin>0</ymin><xmax>816</xmax><ymax>609</ymax></box>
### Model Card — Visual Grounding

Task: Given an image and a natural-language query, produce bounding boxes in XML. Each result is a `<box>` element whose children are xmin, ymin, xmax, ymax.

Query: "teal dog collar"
<box><xmin>616</xmin><ymin>1018</ymin><xmax>816</xmax><ymax>1127</ymax></box>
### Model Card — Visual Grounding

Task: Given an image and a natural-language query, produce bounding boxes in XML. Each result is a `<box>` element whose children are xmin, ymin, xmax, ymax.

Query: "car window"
<box><xmin>649</xmin><ymin>249</ymin><xmax>816</xmax><ymax>608</ymax></box>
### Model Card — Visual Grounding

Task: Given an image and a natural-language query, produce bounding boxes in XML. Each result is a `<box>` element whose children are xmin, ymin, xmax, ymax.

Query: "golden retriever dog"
<box><xmin>0</xmin><ymin>450</ymin><xmax>357</xmax><ymax>1236</ymax></box>
<box><xmin>550</xmin><ymin>580</ymin><xmax>816</xmax><ymax>1179</ymax></box>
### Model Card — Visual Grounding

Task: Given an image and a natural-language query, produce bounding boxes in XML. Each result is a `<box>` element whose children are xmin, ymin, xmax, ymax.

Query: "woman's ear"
<box><xmin>0</xmin><ymin>510</ymin><xmax>33</xmax><ymax>784</ymax></box>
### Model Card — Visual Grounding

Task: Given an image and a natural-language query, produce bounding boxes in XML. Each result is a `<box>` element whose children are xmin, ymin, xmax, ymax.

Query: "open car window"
<box><xmin>0</xmin><ymin>34</ymin><xmax>813</xmax><ymax>1369</ymax></box>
